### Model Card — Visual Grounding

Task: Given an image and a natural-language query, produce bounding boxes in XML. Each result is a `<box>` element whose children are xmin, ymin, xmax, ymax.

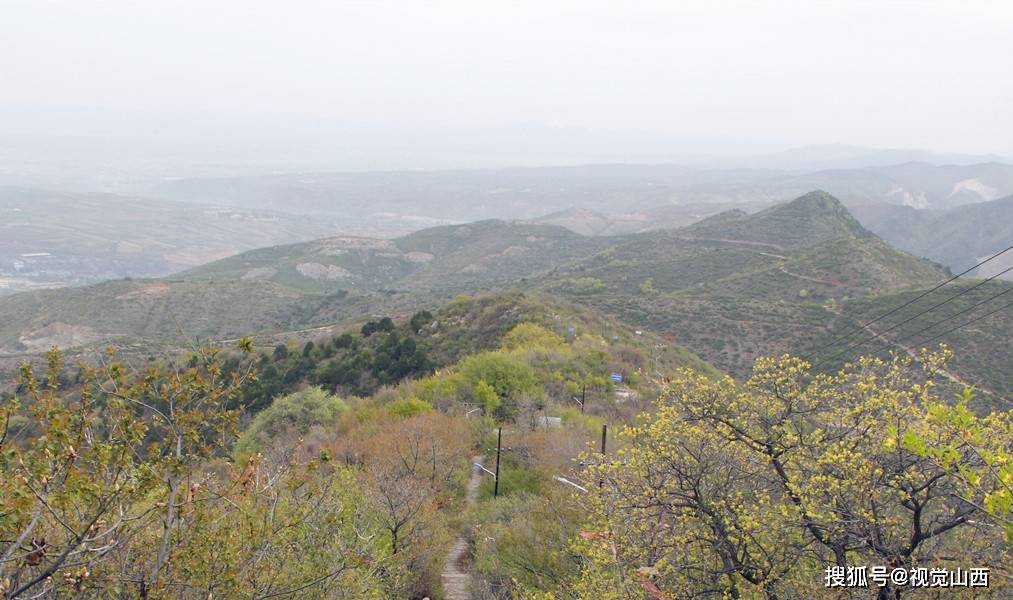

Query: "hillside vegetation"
<box><xmin>2</xmin><ymin>293</ymin><xmax>1009</xmax><ymax>599</ymax></box>
<box><xmin>852</xmin><ymin>194</ymin><xmax>1013</xmax><ymax>278</ymax></box>
<box><xmin>0</xmin><ymin>220</ymin><xmax>609</xmax><ymax>353</ymax></box>
<box><xmin>231</xmin><ymin>293</ymin><xmax>713</xmax><ymax>413</ymax></box>
<box><xmin>537</xmin><ymin>192</ymin><xmax>953</xmax><ymax>379</ymax></box>
<box><xmin>2</xmin><ymin>191</ymin><xmax>1008</xmax><ymax>408</ymax></box>
<box><xmin>809</xmin><ymin>280</ymin><xmax>1013</xmax><ymax>403</ymax></box>
<box><xmin>0</xmin><ymin>187</ymin><xmax>367</xmax><ymax>295</ymax></box>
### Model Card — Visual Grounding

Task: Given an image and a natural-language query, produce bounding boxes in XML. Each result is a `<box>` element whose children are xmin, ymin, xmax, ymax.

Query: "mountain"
<box><xmin>3</xmin><ymin>161</ymin><xmax>1007</xmax><ymax>297</ymax></box>
<box><xmin>131</xmin><ymin>162</ymin><xmax>1013</xmax><ymax>226</ymax></box>
<box><xmin>713</xmin><ymin>144</ymin><xmax>1010</xmax><ymax>171</ymax></box>
<box><xmin>535</xmin><ymin>193</ymin><xmax>952</xmax><ymax>378</ymax></box>
<box><xmin>0</xmin><ymin>220</ymin><xmax>608</xmax><ymax>354</ymax></box>
<box><xmin>0</xmin><ymin>186</ymin><xmax>414</xmax><ymax>296</ymax></box>
<box><xmin>182</xmin><ymin>220</ymin><xmax>610</xmax><ymax>294</ymax></box>
<box><xmin>2</xmin><ymin>191</ymin><xmax>1007</xmax><ymax>402</ymax></box>
<box><xmin>677</xmin><ymin>190</ymin><xmax>873</xmax><ymax>248</ymax></box>
<box><xmin>851</xmin><ymin>195</ymin><xmax>1013</xmax><ymax>279</ymax></box>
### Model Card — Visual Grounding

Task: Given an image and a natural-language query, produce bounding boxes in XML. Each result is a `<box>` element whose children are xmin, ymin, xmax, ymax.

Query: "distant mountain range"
<box><xmin>132</xmin><ymin>161</ymin><xmax>1013</xmax><ymax>221</ymax></box>
<box><xmin>0</xmin><ymin>187</ymin><xmax>449</xmax><ymax>295</ymax></box>
<box><xmin>2</xmin><ymin>191</ymin><xmax>1008</xmax><ymax>403</ymax></box>
<box><xmin>4</xmin><ymin>156</ymin><xmax>1011</xmax><ymax>296</ymax></box>
<box><xmin>850</xmin><ymin>195</ymin><xmax>1013</xmax><ymax>277</ymax></box>
<box><xmin>708</xmin><ymin>143</ymin><xmax>1011</xmax><ymax>171</ymax></box>
<box><xmin>533</xmin><ymin>193</ymin><xmax>1013</xmax><ymax>282</ymax></box>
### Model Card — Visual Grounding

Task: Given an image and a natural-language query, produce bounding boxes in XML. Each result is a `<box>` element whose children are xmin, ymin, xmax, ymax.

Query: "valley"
<box><xmin>0</xmin><ymin>187</ymin><xmax>441</xmax><ymax>295</ymax></box>
<box><xmin>5</xmin><ymin>5</ymin><xmax>1012</xmax><ymax>598</ymax></box>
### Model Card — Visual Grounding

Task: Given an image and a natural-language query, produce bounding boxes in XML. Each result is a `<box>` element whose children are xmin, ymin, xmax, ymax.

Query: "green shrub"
<box><xmin>473</xmin><ymin>380</ymin><xmax>500</xmax><ymax>415</ymax></box>
<box><xmin>564</xmin><ymin>277</ymin><xmax>604</xmax><ymax>294</ymax></box>
<box><xmin>479</xmin><ymin>463</ymin><xmax>542</xmax><ymax>499</ymax></box>
<box><xmin>236</xmin><ymin>387</ymin><xmax>346</xmax><ymax>457</ymax></box>
<box><xmin>386</xmin><ymin>396</ymin><xmax>432</xmax><ymax>418</ymax></box>
<box><xmin>500</xmin><ymin>323</ymin><xmax>566</xmax><ymax>352</ymax></box>
<box><xmin>459</xmin><ymin>351</ymin><xmax>538</xmax><ymax>400</ymax></box>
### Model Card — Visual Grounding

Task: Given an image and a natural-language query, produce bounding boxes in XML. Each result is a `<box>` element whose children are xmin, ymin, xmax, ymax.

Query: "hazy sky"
<box><xmin>3</xmin><ymin>0</ymin><xmax>1013</xmax><ymax>167</ymax></box>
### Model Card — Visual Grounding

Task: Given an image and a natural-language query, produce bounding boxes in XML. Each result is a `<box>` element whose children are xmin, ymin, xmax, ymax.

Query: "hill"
<box><xmin>135</xmin><ymin>162</ymin><xmax>1013</xmax><ymax>224</ymax></box>
<box><xmin>677</xmin><ymin>190</ymin><xmax>873</xmax><ymax>248</ymax></box>
<box><xmin>0</xmin><ymin>221</ymin><xmax>609</xmax><ymax>354</ymax></box>
<box><xmin>2</xmin><ymin>191</ymin><xmax>1007</xmax><ymax>405</ymax></box>
<box><xmin>182</xmin><ymin>220</ymin><xmax>610</xmax><ymax>294</ymax></box>
<box><xmin>534</xmin><ymin>193</ymin><xmax>951</xmax><ymax>379</ymax></box>
<box><xmin>0</xmin><ymin>187</ymin><xmax>376</xmax><ymax>295</ymax></box>
<box><xmin>851</xmin><ymin>195</ymin><xmax>1013</xmax><ymax>279</ymax></box>
<box><xmin>807</xmin><ymin>280</ymin><xmax>1013</xmax><ymax>404</ymax></box>
<box><xmin>230</xmin><ymin>292</ymin><xmax>715</xmax><ymax>411</ymax></box>
<box><xmin>0</xmin><ymin>278</ymin><xmax>337</xmax><ymax>353</ymax></box>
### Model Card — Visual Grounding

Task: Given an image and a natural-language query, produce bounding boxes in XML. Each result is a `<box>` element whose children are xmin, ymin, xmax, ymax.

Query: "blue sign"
<box><xmin>610</xmin><ymin>372</ymin><xmax>623</xmax><ymax>383</ymax></box>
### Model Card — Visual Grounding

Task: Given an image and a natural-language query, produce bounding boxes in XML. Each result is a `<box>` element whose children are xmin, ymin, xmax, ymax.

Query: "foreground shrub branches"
<box><xmin>573</xmin><ymin>349</ymin><xmax>1011</xmax><ymax>599</ymax></box>
<box><xmin>0</xmin><ymin>344</ymin><xmax>413</xmax><ymax>599</ymax></box>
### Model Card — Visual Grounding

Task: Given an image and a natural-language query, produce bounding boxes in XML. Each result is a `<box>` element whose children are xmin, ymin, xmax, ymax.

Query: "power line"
<box><xmin>893</xmin><ymin>286</ymin><xmax>1013</xmax><ymax>348</ymax></box>
<box><xmin>812</xmin><ymin>266</ymin><xmax>1013</xmax><ymax>368</ymax></box>
<box><xmin>853</xmin><ymin>298</ymin><xmax>1013</xmax><ymax>369</ymax></box>
<box><xmin>907</xmin><ymin>299</ymin><xmax>1013</xmax><ymax>348</ymax></box>
<box><xmin>805</xmin><ymin>243</ymin><xmax>1013</xmax><ymax>358</ymax></box>
<box><xmin>830</xmin><ymin>285</ymin><xmax>1013</xmax><ymax>366</ymax></box>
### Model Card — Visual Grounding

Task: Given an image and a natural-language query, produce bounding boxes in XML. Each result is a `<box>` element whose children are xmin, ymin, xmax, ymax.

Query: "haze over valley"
<box><xmin>4</xmin><ymin>151</ymin><xmax>1013</xmax><ymax>296</ymax></box>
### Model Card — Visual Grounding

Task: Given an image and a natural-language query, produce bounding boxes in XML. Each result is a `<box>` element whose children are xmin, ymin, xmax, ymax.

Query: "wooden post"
<box><xmin>599</xmin><ymin>424</ymin><xmax>607</xmax><ymax>489</ymax></box>
<box><xmin>494</xmin><ymin>427</ymin><xmax>502</xmax><ymax>498</ymax></box>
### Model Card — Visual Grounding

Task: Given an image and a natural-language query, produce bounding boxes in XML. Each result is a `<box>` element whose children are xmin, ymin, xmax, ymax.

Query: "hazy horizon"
<box><xmin>4</xmin><ymin>1</ymin><xmax>1013</xmax><ymax>174</ymax></box>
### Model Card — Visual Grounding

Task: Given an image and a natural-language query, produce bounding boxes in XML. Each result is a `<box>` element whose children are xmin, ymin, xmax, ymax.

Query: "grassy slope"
<box><xmin>2</xmin><ymin>191</ymin><xmax>1006</xmax><ymax>403</ymax></box>
<box><xmin>808</xmin><ymin>281</ymin><xmax>1013</xmax><ymax>404</ymax></box>
<box><xmin>0</xmin><ymin>278</ymin><xmax>329</xmax><ymax>352</ymax></box>
<box><xmin>535</xmin><ymin>193</ymin><xmax>951</xmax><ymax>378</ymax></box>
<box><xmin>0</xmin><ymin>221</ymin><xmax>613</xmax><ymax>354</ymax></box>
<box><xmin>852</xmin><ymin>195</ymin><xmax>1013</xmax><ymax>275</ymax></box>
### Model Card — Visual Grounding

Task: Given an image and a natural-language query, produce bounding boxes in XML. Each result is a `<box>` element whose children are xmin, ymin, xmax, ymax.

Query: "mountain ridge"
<box><xmin>2</xmin><ymin>191</ymin><xmax>1007</xmax><ymax>400</ymax></box>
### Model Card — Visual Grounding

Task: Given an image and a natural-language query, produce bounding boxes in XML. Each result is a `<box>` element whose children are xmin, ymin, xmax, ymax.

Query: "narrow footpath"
<box><xmin>440</xmin><ymin>456</ymin><xmax>484</xmax><ymax>600</ymax></box>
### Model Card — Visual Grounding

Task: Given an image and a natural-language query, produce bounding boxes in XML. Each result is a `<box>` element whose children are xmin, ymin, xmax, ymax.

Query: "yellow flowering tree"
<box><xmin>576</xmin><ymin>350</ymin><xmax>1009</xmax><ymax>599</ymax></box>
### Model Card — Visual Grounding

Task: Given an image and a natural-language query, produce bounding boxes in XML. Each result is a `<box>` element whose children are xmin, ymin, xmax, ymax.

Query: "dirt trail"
<box><xmin>675</xmin><ymin>235</ymin><xmax>785</xmax><ymax>250</ymax></box>
<box><xmin>823</xmin><ymin>308</ymin><xmax>998</xmax><ymax>399</ymax></box>
<box><xmin>440</xmin><ymin>456</ymin><xmax>484</xmax><ymax>600</ymax></box>
<box><xmin>860</xmin><ymin>322</ymin><xmax>995</xmax><ymax>395</ymax></box>
<box><xmin>778</xmin><ymin>266</ymin><xmax>839</xmax><ymax>286</ymax></box>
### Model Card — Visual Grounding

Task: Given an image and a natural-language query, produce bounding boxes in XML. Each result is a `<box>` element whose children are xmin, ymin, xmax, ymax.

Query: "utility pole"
<box><xmin>493</xmin><ymin>427</ymin><xmax>502</xmax><ymax>498</ymax></box>
<box><xmin>581</xmin><ymin>384</ymin><xmax>586</xmax><ymax>414</ymax></box>
<box><xmin>599</xmin><ymin>424</ymin><xmax>607</xmax><ymax>489</ymax></box>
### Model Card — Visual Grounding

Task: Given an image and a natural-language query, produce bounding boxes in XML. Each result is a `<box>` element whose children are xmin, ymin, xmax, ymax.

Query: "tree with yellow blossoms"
<box><xmin>575</xmin><ymin>349</ymin><xmax>1009</xmax><ymax>599</ymax></box>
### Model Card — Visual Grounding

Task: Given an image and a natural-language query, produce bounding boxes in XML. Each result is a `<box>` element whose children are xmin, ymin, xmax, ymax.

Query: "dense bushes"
<box><xmin>0</xmin><ymin>297</ymin><xmax>704</xmax><ymax>598</ymax></box>
<box><xmin>235</xmin><ymin>387</ymin><xmax>346</xmax><ymax>457</ymax></box>
<box><xmin>0</xmin><ymin>347</ymin><xmax>476</xmax><ymax>600</ymax></box>
<box><xmin>236</xmin><ymin>312</ymin><xmax>437</xmax><ymax>406</ymax></box>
